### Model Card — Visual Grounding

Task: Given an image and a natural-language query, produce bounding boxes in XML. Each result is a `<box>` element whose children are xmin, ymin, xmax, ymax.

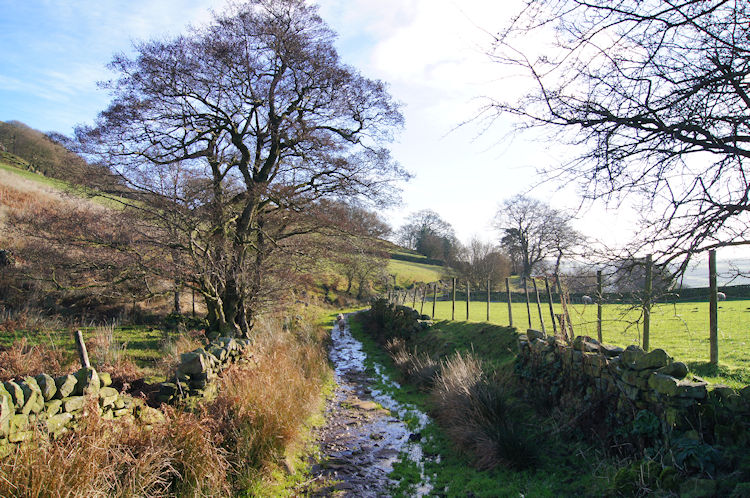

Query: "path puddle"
<box><xmin>305</xmin><ymin>317</ymin><xmax>432</xmax><ymax>497</ymax></box>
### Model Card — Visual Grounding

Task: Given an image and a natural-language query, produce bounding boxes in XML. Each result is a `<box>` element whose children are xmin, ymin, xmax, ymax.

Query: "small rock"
<box><xmin>619</xmin><ymin>345</ymin><xmax>645</xmax><ymax>367</ymax></box>
<box><xmin>34</xmin><ymin>373</ymin><xmax>57</xmax><ymax>401</ymax></box>
<box><xmin>54</xmin><ymin>375</ymin><xmax>77</xmax><ymax>399</ymax></box>
<box><xmin>527</xmin><ymin>329</ymin><xmax>546</xmax><ymax>341</ymax></box>
<box><xmin>648</xmin><ymin>373</ymin><xmax>678</xmax><ymax>396</ymax></box>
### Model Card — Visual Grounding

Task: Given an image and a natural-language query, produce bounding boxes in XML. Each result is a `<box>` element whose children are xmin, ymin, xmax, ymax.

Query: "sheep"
<box><xmin>336</xmin><ymin>313</ymin><xmax>346</xmax><ymax>330</ymax></box>
<box><xmin>581</xmin><ymin>295</ymin><xmax>594</xmax><ymax>305</ymax></box>
<box><xmin>717</xmin><ymin>292</ymin><xmax>726</xmax><ymax>301</ymax></box>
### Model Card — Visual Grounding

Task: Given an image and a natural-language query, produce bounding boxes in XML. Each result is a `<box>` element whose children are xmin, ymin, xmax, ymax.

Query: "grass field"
<box><xmin>414</xmin><ymin>299</ymin><xmax>750</xmax><ymax>386</ymax></box>
<box><xmin>387</xmin><ymin>258</ymin><xmax>448</xmax><ymax>287</ymax></box>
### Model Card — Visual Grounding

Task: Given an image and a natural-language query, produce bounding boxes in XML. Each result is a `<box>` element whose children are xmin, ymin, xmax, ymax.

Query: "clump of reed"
<box><xmin>431</xmin><ymin>351</ymin><xmax>538</xmax><ymax>470</ymax></box>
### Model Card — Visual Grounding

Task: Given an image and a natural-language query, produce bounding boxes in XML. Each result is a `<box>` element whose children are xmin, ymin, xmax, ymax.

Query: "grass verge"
<box><xmin>350</xmin><ymin>313</ymin><xmax>615</xmax><ymax>497</ymax></box>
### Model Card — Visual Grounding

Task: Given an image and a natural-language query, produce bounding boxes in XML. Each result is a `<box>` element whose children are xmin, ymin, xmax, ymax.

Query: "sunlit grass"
<box><xmin>419</xmin><ymin>299</ymin><xmax>750</xmax><ymax>386</ymax></box>
<box><xmin>387</xmin><ymin>258</ymin><xmax>449</xmax><ymax>287</ymax></box>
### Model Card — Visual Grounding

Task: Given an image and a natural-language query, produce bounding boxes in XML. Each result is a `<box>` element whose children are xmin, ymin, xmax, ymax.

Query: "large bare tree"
<box><xmin>78</xmin><ymin>0</ymin><xmax>406</xmax><ymax>337</ymax></box>
<box><xmin>494</xmin><ymin>195</ymin><xmax>581</xmax><ymax>277</ymax></box>
<box><xmin>489</xmin><ymin>0</ymin><xmax>750</xmax><ymax>273</ymax></box>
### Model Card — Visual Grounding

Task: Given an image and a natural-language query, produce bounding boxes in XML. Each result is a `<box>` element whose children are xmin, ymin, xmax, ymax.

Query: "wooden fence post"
<box><xmin>466</xmin><ymin>281</ymin><xmax>470</xmax><ymax>320</ymax></box>
<box><xmin>596</xmin><ymin>270</ymin><xmax>603</xmax><ymax>343</ymax></box>
<box><xmin>73</xmin><ymin>330</ymin><xmax>91</xmax><ymax>369</ymax></box>
<box><xmin>532</xmin><ymin>277</ymin><xmax>546</xmax><ymax>334</ymax></box>
<box><xmin>556</xmin><ymin>275</ymin><xmax>574</xmax><ymax>339</ymax></box>
<box><xmin>487</xmin><ymin>277</ymin><xmax>491</xmax><ymax>322</ymax></box>
<box><xmin>523</xmin><ymin>277</ymin><xmax>532</xmax><ymax>329</ymax></box>
<box><xmin>643</xmin><ymin>254</ymin><xmax>652</xmax><ymax>351</ymax></box>
<box><xmin>420</xmin><ymin>285</ymin><xmax>426</xmax><ymax>315</ymax></box>
<box><xmin>545</xmin><ymin>276</ymin><xmax>557</xmax><ymax>336</ymax></box>
<box><xmin>709</xmin><ymin>249</ymin><xmax>718</xmax><ymax>365</ymax></box>
<box><xmin>452</xmin><ymin>277</ymin><xmax>456</xmax><ymax>321</ymax></box>
<box><xmin>432</xmin><ymin>282</ymin><xmax>437</xmax><ymax>319</ymax></box>
<box><xmin>412</xmin><ymin>286</ymin><xmax>417</xmax><ymax>309</ymax></box>
<box><xmin>506</xmin><ymin>277</ymin><xmax>514</xmax><ymax>328</ymax></box>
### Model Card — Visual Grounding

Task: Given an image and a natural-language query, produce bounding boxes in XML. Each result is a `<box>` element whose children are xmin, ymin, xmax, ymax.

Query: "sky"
<box><xmin>0</xmin><ymin>0</ymin><xmax>743</xmax><ymax>284</ymax></box>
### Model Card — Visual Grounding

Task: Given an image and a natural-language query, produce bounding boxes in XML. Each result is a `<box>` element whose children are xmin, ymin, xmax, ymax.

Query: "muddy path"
<box><xmin>304</xmin><ymin>317</ymin><xmax>432</xmax><ymax>497</ymax></box>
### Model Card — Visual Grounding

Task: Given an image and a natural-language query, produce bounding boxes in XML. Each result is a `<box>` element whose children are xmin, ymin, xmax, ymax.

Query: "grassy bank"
<box><xmin>349</xmin><ymin>314</ymin><xmax>614</xmax><ymax>497</ymax></box>
<box><xmin>0</xmin><ymin>309</ymin><xmax>334</xmax><ymax>496</ymax></box>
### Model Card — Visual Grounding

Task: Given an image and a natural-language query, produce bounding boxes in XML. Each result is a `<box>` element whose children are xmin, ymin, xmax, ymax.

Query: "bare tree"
<box><xmin>494</xmin><ymin>195</ymin><xmax>581</xmax><ymax>276</ymax></box>
<box><xmin>77</xmin><ymin>0</ymin><xmax>406</xmax><ymax>337</ymax></box>
<box><xmin>489</xmin><ymin>0</ymin><xmax>750</xmax><ymax>273</ymax></box>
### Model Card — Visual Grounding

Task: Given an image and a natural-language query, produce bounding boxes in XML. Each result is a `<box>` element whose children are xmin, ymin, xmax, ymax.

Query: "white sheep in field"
<box><xmin>717</xmin><ymin>292</ymin><xmax>726</xmax><ymax>301</ymax></box>
<box><xmin>581</xmin><ymin>295</ymin><xmax>594</xmax><ymax>305</ymax></box>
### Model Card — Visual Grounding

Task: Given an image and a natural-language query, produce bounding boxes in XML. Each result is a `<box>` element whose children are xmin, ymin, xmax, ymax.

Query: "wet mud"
<box><xmin>304</xmin><ymin>317</ymin><xmax>431</xmax><ymax>497</ymax></box>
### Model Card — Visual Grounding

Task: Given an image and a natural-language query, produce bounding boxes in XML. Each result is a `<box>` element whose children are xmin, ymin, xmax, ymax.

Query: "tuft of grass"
<box><xmin>86</xmin><ymin>323</ymin><xmax>127</xmax><ymax>366</ymax></box>
<box><xmin>386</xmin><ymin>337</ymin><xmax>439</xmax><ymax>390</ymax></box>
<box><xmin>86</xmin><ymin>323</ymin><xmax>145</xmax><ymax>385</ymax></box>
<box><xmin>431</xmin><ymin>351</ymin><xmax>539</xmax><ymax>470</ymax></box>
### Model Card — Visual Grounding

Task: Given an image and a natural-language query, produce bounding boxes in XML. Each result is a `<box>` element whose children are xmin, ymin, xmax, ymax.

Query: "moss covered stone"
<box><xmin>73</xmin><ymin>368</ymin><xmax>100</xmax><ymax>396</ymax></box>
<box><xmin>54</xmin><ymin>374</ymin><xmax>77</xmax><ymax>399</ymax></box>
<box><xmin>34</xmin><ymin>373</ymin><xmax>57</xmax><ymax>401</ymax></box>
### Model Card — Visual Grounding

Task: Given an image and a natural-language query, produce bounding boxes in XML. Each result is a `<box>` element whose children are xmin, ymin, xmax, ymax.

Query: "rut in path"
<box><xmin>304</xmin><ymin>317</ymin><xmax>431</xmax><ymax>497</ymax></box>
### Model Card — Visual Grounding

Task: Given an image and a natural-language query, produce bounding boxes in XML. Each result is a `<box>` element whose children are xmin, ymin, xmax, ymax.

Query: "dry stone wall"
<box><xmin>0</xmin><ymin>367</ymin><xmax>160</xmax><ymax>457</ymax></box>
<box><xmin>156</xmin><ymin>336</ymin><xmax>252</xmax><ymax>404</ymax></box>
<box><xmin>0</xmin><ymin>336</ymin><xmax>253</xmax><ymax>457</ymax></box>
<box><xmin>516</xmin><ymin>329</ymin><xmax>750</xmax><ymax>448</ymax></box>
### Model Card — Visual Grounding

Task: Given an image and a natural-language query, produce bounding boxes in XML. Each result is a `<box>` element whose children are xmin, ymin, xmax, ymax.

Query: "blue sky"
<box><xmin>1</xmin><ymin>0</ymin><xmax>727</xmax><ymax>275</ymax></box>
<box><xmin>2</xmin><ymin>0</ymin><xmax>578</xmax><ymax>242</ymax></box>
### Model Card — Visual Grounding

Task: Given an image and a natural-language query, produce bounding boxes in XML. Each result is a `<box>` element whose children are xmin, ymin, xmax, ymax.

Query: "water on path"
<box><xmin>304</xmin><ymin>317</ymin><xmax>432</xmax><ymax>497</ymax></box>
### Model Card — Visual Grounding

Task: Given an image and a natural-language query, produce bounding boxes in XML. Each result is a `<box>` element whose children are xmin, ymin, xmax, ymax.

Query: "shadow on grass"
<box><xmin>412</xmin><ymin>320</ymin><xmax>519</xmax><ymax>372</ymax></box>
<box><xmin>687</xmin><ymin>361</ymin><xmax>750</xmax><ymax>386</ymax></box>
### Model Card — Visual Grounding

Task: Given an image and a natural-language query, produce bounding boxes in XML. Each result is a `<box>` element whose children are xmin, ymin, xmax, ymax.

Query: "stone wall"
<box><xmin>0</xmin><ymin>336</ymin><xmax>253</xmax><ymax>457</ymax></box>
<box><xmin>516</xmin><ymin>329</ymin><xmax>750</xmax><ymax>449</ymax></box>
<box><xmin>156</xmin><ymin>336</ymin><xmax>252</xmax><ymax>404</ymax></box>
<box><xmin>0</xmin><ymin>367</ymin><xmax>161</xmax><ymax>457</ymax></box>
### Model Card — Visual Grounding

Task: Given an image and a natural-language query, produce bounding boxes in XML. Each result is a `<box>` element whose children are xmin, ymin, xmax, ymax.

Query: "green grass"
<box><xmin>387</xmin><ymin>258</ymin><xmax>448</xmax><ymax>287</ymax></box>
<box><xmin>415</xmin><ymin>299</ymin><xmax>750</xmax><ymax>386</ymax></box>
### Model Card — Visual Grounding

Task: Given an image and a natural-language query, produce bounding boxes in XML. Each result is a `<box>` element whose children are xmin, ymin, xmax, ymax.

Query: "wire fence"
<box><xmin>385</xmin><ymin>250</ymin><xmax>746</xmax><ymax>365</ymax></box>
